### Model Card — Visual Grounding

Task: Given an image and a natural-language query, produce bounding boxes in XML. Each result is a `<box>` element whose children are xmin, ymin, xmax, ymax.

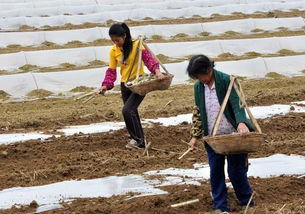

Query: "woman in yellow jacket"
<box><xmin>99</xmin><ymin>23</ymin><xmax>164</xmax><ymax>149</ymax></box>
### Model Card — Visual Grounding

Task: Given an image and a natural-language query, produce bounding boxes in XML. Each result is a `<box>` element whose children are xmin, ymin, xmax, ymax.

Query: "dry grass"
<box><xmin>210</xmin><ymin>13</ymin><xmax>222</xmax><ymax>18</ymax></box>
<box><xmin>91</xmin><ymin>39</ymin><xmax>112</xmax><ymax>46</ymax></box>
<box><xmin>151</xmin><ymin>35</ymin><xmax>164</xmax><ymax>40</ymax></box>
<box><xmin>199</xmin><ymin>31</ymin><xmax>211</xmax><ymax>37</ymax></box>
<box><xmin>244</xmin><ymin>52</ymin><xmax>262</xmax><ymax>57</ymax></box>
<box><xmin>251</xmin><ymin>28</ymin><xmax>265</xmax><ymax>33</ymax></box>
<box><xmin>0</xmin><ymin>90</ymin><xmax>10</xmax><ymax>101</ymax></box>
<box><xmin>277</xmin><ymin>49</ymin><xmax>297</xmax><ymax>56</ymax></box>
<box><xmin>66</xmin><ymin>41</ymin><xmax>83</xmax><ymax>46</ymax></box>
<box><xmin>156</xmin><ymin>54</ymin><xmax>173</xmax><ymax>64</ymax></box>
<box><xmin>172</xmin><ymin>33</ymin><xmax>189</xmax><ymax>38</ymax></box>
<box><xmin>7</xmin><ymin>44</ymin><xmax>22</xmax><ymax>49</ymax></box>
<box><xmin>265</xmin><ymin>72</ymin><xmax>286</xmax><ymax>79</ymax></box>
<box><xmin>18</xmin><ymin>25</ymin><xmax>37</xmax><ymax>31</ymax></box>
<box><xmin>223</xmin><ymin>31</ymin><xmax>241</xmax><ymax>36</ymax></box>
<box><xmin>88</xmin><ymin>60</ymin><xmax>107</xmax><ymax>66</ymax></box>
<box><xmin>142</xmin><ymin>17</ymin><xmax>153</xmax><ymax>20</ymax></box>
<box><xmin>0</xmin><ymin>70</ymin><xmax>10</xmax><ymax>75</ymax></box>
<box><xmin>42</xmin><ymin>41</ymin><xmax>58</xmax><ymax>47</ymax></box>
<box><xmin>60</xmin><ymin>63</ymin><xmax>76</xmax><ymax>69</ymax></box>
<box><xmin>277</xmin><ymin>27</ymin><xmax>289</xmax><ymax>31</ymax></box>
<box><xmin>217</xmin><ymin>52</ymin><xmax>238</xmax><ymax>60</ymax></box>
<box><xmin>26</xmin><ymin>89</ymin><xmax>53</xmax><ymax>98</ymax></box>
<box><xmin>19</xmin><ymin>64</ymin><xmax>40</xmax><ymax>72</ymax></box>
<box><xmin>192</xmin><ymin>15</ymin><xmax>202</xmax><ymax>18</ymax></box>
<box><xmin>69</xmin><ymin>86</ymin><xmax>94</xmax><ymax>93</ymax></box>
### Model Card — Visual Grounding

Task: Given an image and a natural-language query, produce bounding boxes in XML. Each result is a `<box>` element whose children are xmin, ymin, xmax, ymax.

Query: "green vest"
<box><xmin>194</xmin><ymin>69</ymin><xmax>254</xmax><ymax>136</ymax></box>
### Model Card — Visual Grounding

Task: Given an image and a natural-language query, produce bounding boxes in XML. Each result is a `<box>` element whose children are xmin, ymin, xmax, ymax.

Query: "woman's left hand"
<box><xmin>237</xmin><ymin>123</ymin><xmax>249</xmax><ymax>135</ymax></box>
<box><xmin>155</xmin><ymin>69</ymin><xmax>166</xmax><ymax>80</ymax></box>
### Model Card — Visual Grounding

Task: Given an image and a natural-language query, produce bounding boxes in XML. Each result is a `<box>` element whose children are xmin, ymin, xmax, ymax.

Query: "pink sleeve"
<box><xmin>101</xmin><ymin>68</ymin><xmax>117</xmax><ymax>90</ymax></box>
<box><xmin>142</xmin><ymin>49</ymin><xmax>160</xmax><ymax>74</ymax></box>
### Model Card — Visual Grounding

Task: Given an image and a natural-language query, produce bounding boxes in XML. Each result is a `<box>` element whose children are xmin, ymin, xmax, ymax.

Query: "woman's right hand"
<box><xmin>188</xmin><ymin>137</ymin><xmax>198</xmax><ymax>150</ymax></box>
<box><xmin>99</xmin><ymin>86</ymin><xmax>107</xmax><ymax>95</ymax></box>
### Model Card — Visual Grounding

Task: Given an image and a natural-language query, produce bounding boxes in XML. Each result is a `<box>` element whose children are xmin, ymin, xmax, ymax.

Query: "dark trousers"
<box><xmin>121</xmin><ymin>83</ymin><xmax>145</xmax><ymax>146</ymax></box>
<box><xmin>205</xmin><ymin>143</ymin><xmax>253</xmax><ymax>211</ymax></box>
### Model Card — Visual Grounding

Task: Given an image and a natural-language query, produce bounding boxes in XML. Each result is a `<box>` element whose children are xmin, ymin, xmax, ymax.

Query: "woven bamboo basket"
<box><xmin>125</xmin><ymin>36</ymin><xmax>174</xmax><ymax>96</ymax></box>
<box><xmin>126</xmin><ymin>73</ymin><xmax>174</xmax><ymax>96</ymax></box>
<box><xmin>204</xmin><ymin>132</ymin><xmax>266</xmax><ymax>155</ymax></box>
<box><xmin>204</xmin><ymin>76</ymin><xmax>267</xmax><ymax>155</ymax></box>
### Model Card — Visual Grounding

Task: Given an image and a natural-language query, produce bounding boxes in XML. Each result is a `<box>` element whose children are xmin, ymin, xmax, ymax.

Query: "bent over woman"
<box><xmin>99</xmin><ymin>23</ymin><xmax>164</xmax><ymax>149</ymax></box>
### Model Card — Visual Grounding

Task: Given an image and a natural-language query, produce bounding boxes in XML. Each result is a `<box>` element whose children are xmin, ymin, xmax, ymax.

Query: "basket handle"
<box><xmin>126</xmin><ymin>37</ymin><xmax>141</xmax><ymax>82</ymax></box>
<box><xmin>233</xmin><ymin>79</ymin><xmax>262</xmax><ymax>134</ymax></box>
<box><xmin>142</xmin><ymin>41</ymin><xmax>170</xmax><ymax>74</ymax></box>
<box><xmin>211</xmin><ymin>76</ymin><xmax>235</xmax><ymax>136</ymax></box>
<box><xmin>135</xmin><ymin>36</ymin><xmax>144</xmax><ymax>81</ymax></box>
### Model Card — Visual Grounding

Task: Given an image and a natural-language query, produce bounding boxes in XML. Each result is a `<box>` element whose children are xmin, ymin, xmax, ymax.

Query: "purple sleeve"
<box><xmin>142</xmin><ymin>49</ymin><xmax>160</xmax><ymax>74</ymax></box>
<box><xmin>101</xmin><ymin>68</ymin><xmax>117</xmax><ymax>90</ymax></box>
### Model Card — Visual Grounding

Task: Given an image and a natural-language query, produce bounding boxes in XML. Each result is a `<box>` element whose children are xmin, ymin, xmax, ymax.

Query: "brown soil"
<box><xmin>69</xmin><ymin>86</ymin><xmax>94</xmax><ymax>93</ymax></box>
<box><xmin>0</xmin><ymin>81</ymin><xmax>304</xmax><ymax>213</ymax></box>
<box><xmin>8</xmin><ymin>177</ymin><xmax>303</xmax><ymax>214</ymax></box>
<box><xmin>265</xmin><ymin>72</ymin><xmax>286</xmax><ymax>79</ymax></box>
<box><xmin>2</xmin><ymin>176</ymin><xmax>305</xmax><ymax>214</ymax></box>
<box><xmin>26</xmin><ymin>89</ymin><xmax>53</xmax><ymax>98</ymax></box>
<box><xmin>1</xmin><ymin>112</ymin><xmax>305</xmax><ymax>190</ymax></box>
<box><xmin>18</xmin><ymin>64</ymin><xmax>40</xmax><ymax>72</ymax></box>
<box><xmin>0</xmin><ymin>124</ymin><xmax>204</xmax><ymax>190</ymax></box>
<box><xmin>0</xmin><ymin>9</ymin><xmax>304</xmax><ymax>214</ymax></box>
<box><xmin>1</xmin><ymin>76</ymin><xmax>305</xmax><ymax>132</ymax></box>
<box><xmin>0</xmin><ymin>113</ymin><xmax>305</xmax><ymax>213</ymax></box>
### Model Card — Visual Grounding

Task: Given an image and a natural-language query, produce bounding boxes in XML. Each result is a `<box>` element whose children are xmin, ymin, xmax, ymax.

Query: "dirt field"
<box><xmin>0</xmin><ymin>76</ymin><xmax>305</xmax><ymax>213</ymax></box>
<box><xmin>0</xmin><ymin>114</ymin><xmax>305</xmax><ymax>213</ymax></box>
<box><xmin>1</xmin><ymin>76</ymin><xmax>305</xmax><ymax>133</ymax></box>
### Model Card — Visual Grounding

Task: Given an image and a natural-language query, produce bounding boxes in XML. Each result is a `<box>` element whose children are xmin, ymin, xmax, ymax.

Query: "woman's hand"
<box><xmin>188</xmin><ymin>137</ymin><xmax>199</xmax><ymax>150</ymax></box>
<box><xmin>155</xmin><ymin>69</ymin><xmax>166</xmax><ymax>80</ymax></box>
<box><xmin>98</xmin><ymin>86</ymin><xmax>107</xmax><ymax>95</ymax></box>
<box><xmin>237</xmin><ymin>123</ymin><xmax>249</xmax><ymax>135</ymax></box>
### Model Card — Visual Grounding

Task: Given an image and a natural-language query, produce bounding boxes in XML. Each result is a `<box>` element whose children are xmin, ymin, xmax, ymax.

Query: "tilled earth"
<box><xmin>1</xmin><ymin>76</ymin><xmax>305</xmax><ymax>133</ymax></box>
<box><xmin>0</xmin><ymin>77</ymin><xmax>305</xmax><ymax>213</ymax></box>
<box><xmin>0</xmin><ymin>113</ymin><xmax>305</xmax><ymax>213</ymax></box>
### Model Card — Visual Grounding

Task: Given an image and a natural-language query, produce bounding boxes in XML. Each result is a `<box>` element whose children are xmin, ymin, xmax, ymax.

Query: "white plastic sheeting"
<box><xmin>0</xmin><ymin>1</ymin><xmax>304</xmax><ymax>30</ymax></box>
<box><xmin>0</xmin><ymin>0</ymin><xmax>299</xmax><ymax>13</ymax></box>
<box><xmin>0</xmin><ymin>17</ymin><xmax>304</xmax><ymax>47</ymax></box>
<box><xmin>0</xmin><ymin>0</ymin><xmax>296</xmax><ymax>4</ymax></box>
<box><xmin>2</xmin><ymin>101</ymin><xmax>305</xmax><ymax>144</ymax></box>
<box><xmin>0</xmin><ymin>133</ymin><xmax>53</xmax><ymax>145</ymax></box>
<box><xmin>1</xmin><ymin>54</ymin><xmax>305</xmax><ymax>98</ymax></box>
<box><xmin>0</xmin><ymin>154</ymin><xmax>304</xmax><ymax>209</ymax></box>
<box><xmin>1</xmin><ymin>35</ymin><xmax>305</xmax><ymax>71</ymax></box>
<box><xmin>25</xmin><ymin>47</ymin><xmax>97</xmax><ymax>67</ymax></box>
<box><xmin>60</xmin><ymin>103</ymin><xmax>305</xmax><ymax>135</ymax></box>
<box><xmin>146</xmin><ymin>154</ymin><xmax>305</xmax><ymax>179</ymax></box>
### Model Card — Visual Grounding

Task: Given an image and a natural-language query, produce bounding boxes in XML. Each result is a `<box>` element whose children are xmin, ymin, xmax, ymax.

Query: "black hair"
<box><xmin>109</xmin><ymin>23</ymin><xmax>132</xmax><ymax>62</ymax></box>
<box><xmin>186</xmin><ymin>55</ymin><xmax>215</xmax><ymax>79</ymax></box>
